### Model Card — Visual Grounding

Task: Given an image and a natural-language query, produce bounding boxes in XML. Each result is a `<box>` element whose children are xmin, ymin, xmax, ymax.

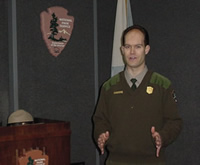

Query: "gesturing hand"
<box><xmin>151</xmin><ymin>126</ymin><xmax>162</xmax><ymax>157</ymax></box>
<box><xmin>97</xmin><ymin>131</ymin><xmax>109</xmax><ymax>154</ymax></box>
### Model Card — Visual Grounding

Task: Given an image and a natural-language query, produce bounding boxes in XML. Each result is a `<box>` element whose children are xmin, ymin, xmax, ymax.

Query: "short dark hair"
<box><xmin>121</xmin><ymin>25</ymin><xmax>149</xmax><ymax>46</ymax></box>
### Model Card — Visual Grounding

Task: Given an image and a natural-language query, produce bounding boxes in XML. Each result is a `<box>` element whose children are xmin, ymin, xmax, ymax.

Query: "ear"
<box><xmin>120</xmin><ymin>46</ymin><xmax>125</xmax><ymax>55</ymax></box>
<box><xmin>145</xmin><ymin>45</ymin><xmax>150</xmax><ymax>55</ymax></box>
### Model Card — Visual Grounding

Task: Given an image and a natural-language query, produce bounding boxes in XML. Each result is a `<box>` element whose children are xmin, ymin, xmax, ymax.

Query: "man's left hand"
<box><xmin>151</xmin><ymin>126</ymin><xmax>162</xmax><ymax>157</ymax></box>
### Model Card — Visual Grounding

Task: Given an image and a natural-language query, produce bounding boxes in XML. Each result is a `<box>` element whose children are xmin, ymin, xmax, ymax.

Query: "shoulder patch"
<box><xmin>172</xmin><ymin>90</ymin><xmax>178</xmax><ymax>103</ymax></box>
<box><xmin>150</xmin><ymin>72</ymin><xmax>171</xmax><ymax>89</ymax></box>
<box><xmin>103</xmin><ymin>74</ymin><xmax>120</xmax><ymax>91</ymax></box>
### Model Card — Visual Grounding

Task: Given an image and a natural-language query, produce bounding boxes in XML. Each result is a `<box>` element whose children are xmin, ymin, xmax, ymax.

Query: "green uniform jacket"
<box><xmin>93</xmin><ymin>70</ymin><xmax>182</xmax><ymax>164</ymax></box>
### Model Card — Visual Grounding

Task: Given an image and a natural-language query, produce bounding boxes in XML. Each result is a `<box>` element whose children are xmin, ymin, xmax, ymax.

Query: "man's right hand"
<box><xmin>97</xmin><ymin>131</ymin><xmax>109</xmax><ymax>154</ymax></box>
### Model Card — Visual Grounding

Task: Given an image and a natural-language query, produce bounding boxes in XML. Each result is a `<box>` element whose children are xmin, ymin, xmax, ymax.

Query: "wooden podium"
<box><xmin>0</xmin><ymin>118</ymin><xmax>71</xmax><ymax>165</ymax></box>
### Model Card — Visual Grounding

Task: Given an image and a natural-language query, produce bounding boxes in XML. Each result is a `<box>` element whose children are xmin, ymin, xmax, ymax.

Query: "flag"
<box><xmin>111</xmin><ymin>0</ymin><xmax>133</xmax><ymax>76</ymax></box>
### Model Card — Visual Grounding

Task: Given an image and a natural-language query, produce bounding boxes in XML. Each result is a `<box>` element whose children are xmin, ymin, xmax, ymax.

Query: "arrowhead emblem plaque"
<box><xmin>40</xmin><ymin>6</ymin><xmax>74</xmax><ymax>57</ymax></box>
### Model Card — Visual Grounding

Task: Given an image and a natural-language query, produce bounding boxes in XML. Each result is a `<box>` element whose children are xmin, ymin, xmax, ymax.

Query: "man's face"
<box><xmin>121</xmin><ymin>29</ymin><xmax>150</xmax><ymax>70</ymax></box>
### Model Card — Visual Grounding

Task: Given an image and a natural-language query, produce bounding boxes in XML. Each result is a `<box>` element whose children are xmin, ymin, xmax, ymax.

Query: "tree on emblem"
<box><xmin>27</xmin><ymin>156</ymin><xmax>34</xmax><ymax>165</ymax></box>
<box><xmin>48</xmin><ymin>13</ymin><xmax>67</xmax><ymax>42</ymax></box>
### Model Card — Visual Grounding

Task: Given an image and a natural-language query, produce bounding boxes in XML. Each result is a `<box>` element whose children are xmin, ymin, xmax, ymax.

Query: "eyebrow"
<box><xmin>124</xmin><ymin>44</ymin><xmax>144</xmax><ymax>46</ymax></box>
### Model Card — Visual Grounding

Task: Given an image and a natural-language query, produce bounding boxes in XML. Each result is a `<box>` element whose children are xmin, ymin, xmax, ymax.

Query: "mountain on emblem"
<box><xmin>40</xmin><ymin>6</ymin><xmax>74</xmax><ymax>57</ymax></box>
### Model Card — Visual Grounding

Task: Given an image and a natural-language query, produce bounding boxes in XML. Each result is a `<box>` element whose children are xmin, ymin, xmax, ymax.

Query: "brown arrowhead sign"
<box><xmin>40</xmin><ymin>6</ymin><xmax>74</xmax><ymax>57</ymax></box>
<box><xmin>18</xmin><ymin>149</ymin><xmax>49</xmax><ymax>165</ymax></box>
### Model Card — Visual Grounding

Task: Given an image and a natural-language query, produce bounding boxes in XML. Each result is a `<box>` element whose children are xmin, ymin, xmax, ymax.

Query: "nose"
<box><xmin>130</xmin><ymin>46</ymin><xmax>135</xmax><ymax>54</ymax></box>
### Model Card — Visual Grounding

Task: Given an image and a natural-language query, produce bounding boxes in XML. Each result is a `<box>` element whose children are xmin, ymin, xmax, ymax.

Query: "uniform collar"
<box><xmin>124</xmin><ymin>65</ymin><xmax>148</xmax><ymax>87</ymax></box>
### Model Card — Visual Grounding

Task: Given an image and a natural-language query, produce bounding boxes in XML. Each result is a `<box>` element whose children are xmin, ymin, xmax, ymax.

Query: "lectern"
<box><xmin>0</xmin><ymin>118</ymin><xmax>71</xmax><ymax>165</ymax></box>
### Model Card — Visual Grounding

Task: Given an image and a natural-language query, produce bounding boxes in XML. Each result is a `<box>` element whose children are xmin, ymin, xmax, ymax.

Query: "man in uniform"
<box><xmin>93</xmin><ymin>25</ymin><xmax>182</xmax><ymax>165</ymax></box>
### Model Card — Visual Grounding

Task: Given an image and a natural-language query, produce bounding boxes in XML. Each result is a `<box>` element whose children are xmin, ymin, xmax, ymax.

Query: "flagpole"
<box><xmin>8</xmin><ymin>0</ymin><xmax>19</xmax><ymax>114</ymax></box>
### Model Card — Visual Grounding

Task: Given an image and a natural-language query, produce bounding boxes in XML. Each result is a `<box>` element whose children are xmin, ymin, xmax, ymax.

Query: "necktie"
<box><xmin>130</xmin><ymin>78</ymin><xmax>137</xmax><ymax>90</ymax></box>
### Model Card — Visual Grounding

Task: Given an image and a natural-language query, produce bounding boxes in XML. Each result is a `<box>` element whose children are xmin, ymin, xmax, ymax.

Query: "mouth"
<box><xmin>129</xmin><ymin>56</ymin><xmax>136</xmax><ymax>60</ymax></box>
